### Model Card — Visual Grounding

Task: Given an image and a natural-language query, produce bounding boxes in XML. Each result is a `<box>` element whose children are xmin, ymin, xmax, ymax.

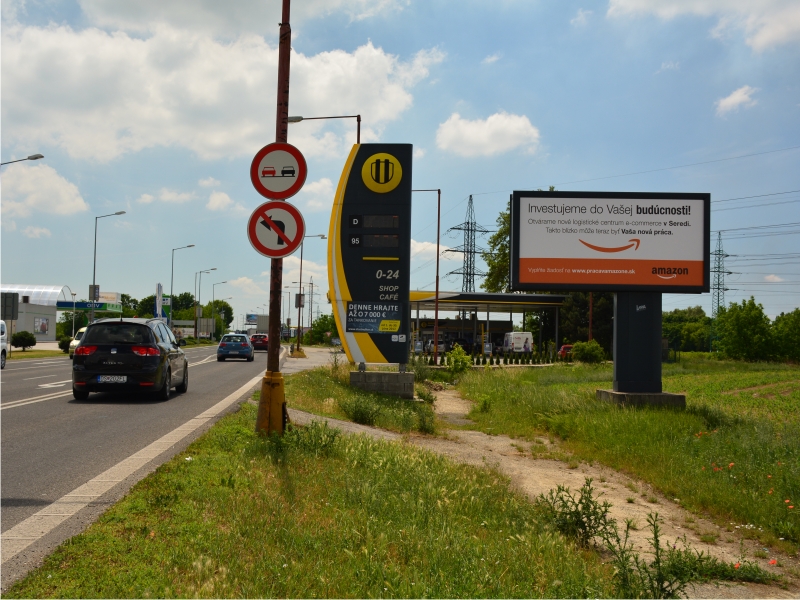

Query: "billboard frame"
<box><xmin>510</xmin><ymin>191</ymin><xmax>710</xmax><ymax>294</ymax></box>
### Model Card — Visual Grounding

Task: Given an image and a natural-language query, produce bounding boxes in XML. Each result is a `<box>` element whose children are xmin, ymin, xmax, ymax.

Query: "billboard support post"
<box><xmin>613</xmin><ymin>291</ymin><xmax>662</xmax><ymax>393</ymax></box>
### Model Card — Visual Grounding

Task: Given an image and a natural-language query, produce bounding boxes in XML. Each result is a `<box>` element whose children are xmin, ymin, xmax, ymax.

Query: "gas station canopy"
<box><xmin>410</xmin><ymin>290</ymin><xmax>565</xmax><ymax>314</ymax></box>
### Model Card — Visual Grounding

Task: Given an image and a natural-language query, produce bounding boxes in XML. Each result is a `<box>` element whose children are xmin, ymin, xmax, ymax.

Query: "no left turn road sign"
<box><xmin>250</xmin><ymin>142</ymin><xmax>307</xmax><ymax>200</ymax></box>
<box><xmin>247</xmin><ymin>200</ymin><xmax>306</xmax><ymax>258</ymax></box>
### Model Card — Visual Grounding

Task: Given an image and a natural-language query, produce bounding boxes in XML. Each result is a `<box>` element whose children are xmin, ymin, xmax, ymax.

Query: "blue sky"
<box><xmin>2</xmin><ymin>0</ymin><xmax>799</xmax><ymax>328</ymax></box>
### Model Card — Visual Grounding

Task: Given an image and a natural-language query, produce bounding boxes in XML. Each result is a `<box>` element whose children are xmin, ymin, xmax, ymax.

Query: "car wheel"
<box><xmin>158</xmin><ymin>368</ymin><xmax>171</xmax><ymax>401</ymax></box>
<box><xmin>175</xmin><ymin>364</ymin><xmax>188</xmax><ymax>393</ymax></box>
<box><xmin>1</xmin><ymin>351</ymin><xmax>5</xmax><ymax>369</ymax></box>
<box><xmin>217</xmin><ymin>356</ymin><xmax>225</xmax><ymax>362</ymax></box>
<box><xmin>72</xmin><ymin>387</ymin><xmax>89</xmax><ymax>400</ymax></box>
<box><xmin>247</xmin><ymin>354</ymin><xmax>254</xmax><ymax>362</ymax></box>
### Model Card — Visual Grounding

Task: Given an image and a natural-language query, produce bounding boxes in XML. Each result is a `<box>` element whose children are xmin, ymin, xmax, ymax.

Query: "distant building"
<box><xmin>0</xmin><ymin>284</ymin><xmax>70</xmax><ymax>342</ymax></box>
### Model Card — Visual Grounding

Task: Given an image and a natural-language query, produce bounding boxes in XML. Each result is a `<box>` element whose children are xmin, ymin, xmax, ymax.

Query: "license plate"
<box><xmin>229</xmin><ymin>351</ymin><xmax>239</xmax><ymax>354</ymax></box>
<box><xmin>98</xmin><ymin>375</ymin><xmax>127</xmax><ymax>383</ymax></box>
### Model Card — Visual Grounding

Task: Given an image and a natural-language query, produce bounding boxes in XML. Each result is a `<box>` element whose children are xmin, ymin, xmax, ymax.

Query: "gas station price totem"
<box><xmin>328</xmin><ymin>144</ymin><xmax>413</xmax><ymax>365</ymax></box>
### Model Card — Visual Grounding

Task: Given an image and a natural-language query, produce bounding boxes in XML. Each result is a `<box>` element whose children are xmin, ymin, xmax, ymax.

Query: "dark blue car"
<box><xmin>217</xmin><ymin>334</ymin><xmax>254</xmax><ymax>362</ymax></box>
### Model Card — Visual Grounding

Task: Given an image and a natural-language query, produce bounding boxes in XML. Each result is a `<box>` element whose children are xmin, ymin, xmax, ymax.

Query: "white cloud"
<box><xmin>22</xmin><ymin>226</ymin><xmax>51</xmax><ymax>238</ymax></box>
<box><xmin>435</xmin><ymin>111</ymin><xmax>541</xmax><ymax>157</ymax></box>
<box><xmin>228</xmin><ymin>276</ymin><xmax>268</xmax><ymax>297</ymax></box>
<box><xmin>0</xmin><ymin>163</ymin><xmax>88</xmax><ymax>218</ymax></box>
<box><xmin>296</xmin><ymin>178</ymin><xmax>335</xmax><ymax>213</ymax></box>
<box><xmin>571</xmin><ymin>8</ymin><xmax>593</xmax><ymax>26</ymax></box>
<box><xmin>410</xmin><ymin>239</ymin><xmax>454</xmax><ymax>261</ymax></box>
<box><xmin>764</xmin><ymin>274</ymin><xmax>785</xmax><ymax>282</ymax></box>
<box><xmin>481</xmin><ymin>52</ymin><xmax>502</xmax><ymax>65</ymax></box>
<box><xmin>715</xmin><ymin>85</ymin><xmax>758</xmax><ymax>116</ymax></box>
<box><xmin>76</xmin><ymin>0</ymin><xmax>410</xmax><ymax>36</ymax></box>
<box><xmin>607</xmin><ymin>0</ymin><xmax>800</xmax><ymax>51</ymax></box>
<box><xmin>206</xmin><ymin>191</ymin><xmax>247</xmax><ymax>215</ymax></box>
<box><xmin>206</xmin><ymin>191</ymin><xmax>233</xmax><ymax>211</ymax></box>
<box><xmin>138</xmin><ymin>188</ymin><xmax>195</xmax><ymax>203</ymax></box>
<box><xmin>279</xmin><ymin>256</ymin><xmax>328</xmax><ymax>284</ymax></box>
<box><xmin>199</xmin><ymin>177</ymin><xmax>220</xmax><ymax>187</ymax></box>
<box><xmin>656</xmin><ymin>60</ymin><xmax>680</xmax><ymax>73</ymax></box>
<box><xmin>3</xmin><ymin>220</ymin><xmax>17</xmax><ymax>232</ymax></box>
<box><xmin>1</xmin><ymin>23</ymin><xmax>443</xmax><ymax>162</ymax></box>
<box><xmin>413</xmin><ymin>148</ymin><xmax>426</xmax><ymax>159</ymax></box>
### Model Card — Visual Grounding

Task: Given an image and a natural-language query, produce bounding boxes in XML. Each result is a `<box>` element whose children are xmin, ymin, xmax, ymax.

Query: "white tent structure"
<box><xmin>1</xmin><ymin>284</ymin><xmax>71</xmax><ymax>342</ymax></box>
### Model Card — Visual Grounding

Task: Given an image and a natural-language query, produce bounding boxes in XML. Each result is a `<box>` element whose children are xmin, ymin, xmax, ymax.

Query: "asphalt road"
<box><xmin>1</xmin><ymin>345</ymin><xmax>337</xmax><ymax>531</ymax></box>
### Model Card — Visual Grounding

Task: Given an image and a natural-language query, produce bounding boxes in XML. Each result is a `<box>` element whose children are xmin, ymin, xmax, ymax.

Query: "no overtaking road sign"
<box><xmin>247</xmin><ymin>200</ymin><xmax>306</xmax><ymax>258</ymax></box>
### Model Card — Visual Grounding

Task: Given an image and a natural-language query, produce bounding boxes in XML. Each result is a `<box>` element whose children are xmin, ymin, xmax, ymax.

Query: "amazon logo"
<box><xmin>579</xmin><ymin>238</ymin><xmax>640</xmax><ymax>253</ymax></box>
<box><xmin>652</xmin><ymin>266</ymin><xmax>689</xmax><ymax>279</ymax></box>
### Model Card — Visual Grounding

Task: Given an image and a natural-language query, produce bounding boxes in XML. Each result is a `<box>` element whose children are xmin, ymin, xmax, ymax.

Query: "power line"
<box><xmin>555</xmin><ymin>145</ymin><xmax>800</xmax><ymax>186</ymax></box>
<box><xmin>712</xmin><ymin>189</ymin><xmax>800</xmax><ymax>204</ymax></box>
<box><xmin>714</xmin><ymin>198</ymin><xmax>800</xmax><ymax>212</ymax></box>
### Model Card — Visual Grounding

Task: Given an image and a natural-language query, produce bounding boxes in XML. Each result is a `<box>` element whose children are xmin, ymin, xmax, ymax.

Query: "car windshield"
<box><xmin>83</xmin><ymin>323</ymin><xmax>152</xmax><ymax>345</ymax></box>
<box><xmin>223</xmin><ymin>336</ymin><xmax>247</xmax><ymax>343</ymax></box>
<box><xmin>75</xmin><ymin>331</ymin><xmax>84</xmax><ymax>340</ymax></box>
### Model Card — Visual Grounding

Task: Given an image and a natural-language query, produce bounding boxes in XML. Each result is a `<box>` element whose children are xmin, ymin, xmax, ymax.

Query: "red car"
<box><xmin>557</xmin><ymin>344</ymin><xmax>573</xmax><ymax>358</ymax></box>
<box><xmin>250</xmin><ymin>334</ymin><xmax>269</xmax><ymax>351</ymax></box>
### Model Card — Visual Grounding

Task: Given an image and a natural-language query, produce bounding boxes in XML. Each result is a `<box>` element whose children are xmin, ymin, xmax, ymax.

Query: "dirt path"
<box><xmin>288</xmin><ymin>389</ymin><xmax>799</xmax><ymax>598</ymax></box>
<box><xmin>413</xmin><ymin>389</ymin><xmax>800</xmax><ymax>599</ymax></box>
<box><xmin>721</xmin><ymin>380</ymin><xmax>800</xmax><ymax>396</ymax></box>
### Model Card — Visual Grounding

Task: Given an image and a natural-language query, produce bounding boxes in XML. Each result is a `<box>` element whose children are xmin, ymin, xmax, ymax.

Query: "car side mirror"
<box><xmin>178</xmin><ymin>339</ymin><xmax>186</xmax><ymax>347</ymax></box>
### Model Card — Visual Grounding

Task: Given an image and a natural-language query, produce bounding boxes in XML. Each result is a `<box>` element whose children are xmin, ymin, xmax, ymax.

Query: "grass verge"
<box><xmin>458</xmin><ymin>355</ymin><xmax>800</xmax><ymax>547</ymax></box>
<box><xmin>284</xmin><ymin>360</ymin><xmax>436</xmax><ymax>434</ymax></box>
<box><xmin>8</xmin><ymin>350</ymin><xmax>68</xmax><ymax>360</ymax></box>
<box><xmin>5</xmin><ymin>403</ymin><xmax>613</xmax><ymax>599</ymax></box>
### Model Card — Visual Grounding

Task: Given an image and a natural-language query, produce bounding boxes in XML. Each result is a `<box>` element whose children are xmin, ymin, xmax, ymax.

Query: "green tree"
<box><xmin>138</xmin><ymin>294</ymin><xmax>156</xmax><ymax>318</ymax></box>
<box><xmin>715</xmin><ymin>297</ymin><xmax>773</xmax><ymax>361</ymax></box>
<box><xmin>558</xmin><ymin>292</ymin><xmax>614</xmax><ymax>356</ymax></box>
<box><xmin>772</xmin><ymin>308</ymin><xmax>800</xmax><ymax>362</ymax></box>
<box><xmin>121</xmin><ymin>294</ymin><xmax>139</xmax><ymax>318</ymax></box>
<box><xmin>306</xmin><ymin>313</ymin><xmax>341</xmax><ymax>345</ymax></box>
<box><xmin>662</xmin><ymin>306</ymin><xmax>710</xmax><ymax>351</ymax></box>
<box><xmin>481</xmin><ymin>199</ymin><xmax>511</xmax><ymax>293</ymax></box>
<box><xmin>203</xmin><ymin>300</ymin><xmax>233</xmax><ymax>339</ymax></box>
<box><xmin>11</xmin><ymin>331</ymin><xmax>37</xmax><ymax>351</ymax></box>
<box><xmin>171</xmin><ymin>292</ymin><xmax>195</xmax><ymax>312</ymax></box>
<box><xmin>56</xmin><ymin>308</ymin><xmax>88</xmax><ymax>339</ymax></box>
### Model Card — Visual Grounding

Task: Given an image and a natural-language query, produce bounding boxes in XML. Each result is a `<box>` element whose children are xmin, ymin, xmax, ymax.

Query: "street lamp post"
<box><xmin>293</xmin><ymin>234</ymin><xmax>326</xmax><ymax>352</ymax></box>
<box><xmin>412</xmin><ymin>189</ymin><xmax>441</xmax><ymax>363</ymax></box>
<box><xmin>212</xmin><ymin>281</ymin><xmax>227</xmax><ymax>341</ymax></box>
<box><xmin>170</xmin><ymin>245</ymin><xmax>195</xmax><ymax>325</ymax></box>
<box><xmin>62</xmin><ymin>285</ymin><xmax>77</xmax><ymax>337</ymax></box>
<box><xmin>90</xmin><ymin>211</ymin><xmax>126</xmax><ymax>323</ymax></box>
<box><xmin>194</xmin><ymin>268</ymin><xmax>216</xmax><ymax>339</ymax></box>
<box><xmin>0</xmin><ymin>154</ymin><xmax>44</xmax><ymax>167</ymax></box>
<box><xmin>287</xmin><ymin>115</ymin><xmax>361</xmax><ymax>143</ymax></box>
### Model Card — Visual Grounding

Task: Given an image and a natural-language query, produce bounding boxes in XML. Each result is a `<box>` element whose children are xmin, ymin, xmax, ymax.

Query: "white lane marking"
<box><xmin>0</xmin><ymin>374</ymin><xmax>263</xmax><ymax>564</ymax></box>
<box><xmin>38</xmin><ymin>380</ymin><xmax>72</xmax><ymax>389</ymax></box>
<box><xmin>23</xmin><ymin>374</ymin><xmax>58</xmax><ymax>381</ymax></box>
<box><xmin>1</xmin><ymin>391</ymin><xmax>74</xmax><ymax>410</ymax></box>
<box><xmin>3</xmin><ymin>363</ymin><xmax>73</xmax><ymax>373</ymax></box>
<box><xmin>188</xmin><ymin>354</ymin><xmax>217</xmax><ymax>367</ymax></box>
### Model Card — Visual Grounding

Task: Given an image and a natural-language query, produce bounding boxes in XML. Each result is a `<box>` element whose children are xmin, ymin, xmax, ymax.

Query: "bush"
<box><xmin>338</xmin><ymin>394</ymin><xmax>381</xmax><ymax>426</ymax></box>
<box><xmin>11</xmin><ymin>331</ymin><xmax>36</xmax><ymax>351</ymax></box>
<box><xmin>446</xmin><ymin>343</ymin><xmax>472</xmax><ymax>376</ymax></box>
<box><xmin>772</xmin><ymin>308</ymin><xmax>800</xmax><ymax>362</ymax></box>
<box><xmin>58</xmin><ymin>336</ymin><xmax>72</xmax><ymax>353</ymax></box>
<box><xmin>715</xmin><ymin>297</ymin><xmax>772</xmax><ymax>361</ymax></box>
<box><xmin>572</xmin><ymin>339</ymin><xmax>605</xmax><ymax>363</ymax></box>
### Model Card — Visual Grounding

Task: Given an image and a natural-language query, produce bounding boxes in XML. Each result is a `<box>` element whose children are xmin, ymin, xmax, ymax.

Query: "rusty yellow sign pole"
<box><xmin>256</xmin><ymin>0</ymin><xmax>292</xmax><ymax>435</ymax></box>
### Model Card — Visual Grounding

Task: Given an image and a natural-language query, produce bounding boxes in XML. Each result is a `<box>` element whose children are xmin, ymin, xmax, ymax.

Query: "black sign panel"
<box><xmin>330</xmin><ymin>143</ymin><xmax>412</xmax><ymax>364</ymax></box>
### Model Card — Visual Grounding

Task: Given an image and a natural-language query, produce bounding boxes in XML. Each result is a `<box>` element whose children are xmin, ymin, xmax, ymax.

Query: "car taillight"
<box><xmin>220</xmin><ymin>342</ymin><xmax>227</xmax><ymax>347</ymax></box>
<box><xmin>75</xmin><ymin>346</ymin><xmax>97</xmax><ymax>356</ymax></box>
<box><xmin>131</xmin><ymin>346</ymin><xmax>160</xmax><ymax>356</ymax></box>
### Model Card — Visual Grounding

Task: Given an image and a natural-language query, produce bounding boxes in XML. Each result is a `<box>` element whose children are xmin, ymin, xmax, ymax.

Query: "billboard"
<box><xmin>328</xmin><ymin>143</ymin><xmax>412</xmax><ymax>364</ymax></box>
<box><xmin>510</xmin><ymin>191</ymin><xmax>710</xmax><ymax>293</ymax></box>
<box><xmin>245</xmin><ymin>313</ymin><xmax>258</xmax><ymax>325</ymax></box>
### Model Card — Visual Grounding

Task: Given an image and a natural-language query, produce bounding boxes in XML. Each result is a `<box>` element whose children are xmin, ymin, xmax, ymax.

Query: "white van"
<box><xmin>503</xmin><ymin>331</ymin><xmax>533</xmax><ymax>353</ymax></box>
<box><xmin>1</xmin><ymin>321</ymin><xmax>8</xmax><ymax>369</ymax></box>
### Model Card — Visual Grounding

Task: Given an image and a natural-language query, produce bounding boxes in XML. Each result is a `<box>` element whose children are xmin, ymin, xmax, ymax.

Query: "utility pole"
<box><xmin>257</xmin><ymin>0</ymin><xmax>291</xmax><ymax>435</ymax></box>
<box><xmin>710</xmin><ymin>232</ymin><xmax>732</xmax><ymax>352</ymax></box>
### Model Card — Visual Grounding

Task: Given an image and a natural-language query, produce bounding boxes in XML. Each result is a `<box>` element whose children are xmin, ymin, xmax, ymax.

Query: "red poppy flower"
<box><xmin>770</xmin><ymin>559</ymin><xmax>777</xmax><ymax>565</ymax></box>
<box><xmin>734</xmin><ymin>563</ymin><xmax>740</xmax><ymax>569</ymax></box>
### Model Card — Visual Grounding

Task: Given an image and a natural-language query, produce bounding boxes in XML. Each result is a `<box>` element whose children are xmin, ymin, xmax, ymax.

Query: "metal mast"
<box><xmin>710</xmin><ymin>231</ymin><xmax>728</xmax><ymax>318</ymax></box>
<box><xmin>443</xmin><ymin>195</ymin><xmax>490</xmax><ymax>292</ymax></box>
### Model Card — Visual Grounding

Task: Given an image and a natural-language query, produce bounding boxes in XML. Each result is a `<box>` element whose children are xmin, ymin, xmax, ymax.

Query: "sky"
<box><xmin>2</xmin><ymin>0</ymin><xmax>799</xmax><ymax>329</ymax></box>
